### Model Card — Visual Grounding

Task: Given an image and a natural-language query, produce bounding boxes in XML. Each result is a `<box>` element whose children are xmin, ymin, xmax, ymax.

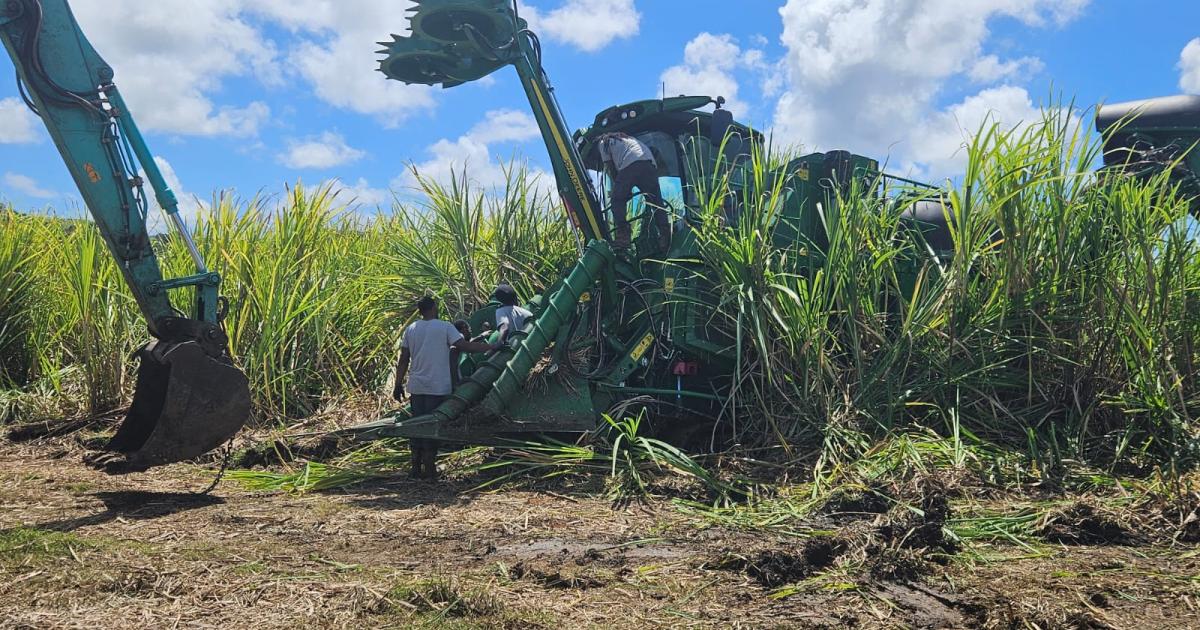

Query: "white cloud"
<box><xmin>325</xmin><ymin>177</ymin><xmax>391</xmax><ymax>209</ymax></box>
<box><xmin>468</xmin><ymin>109</ymin><xmax>542</xmax><ymax>144</ymax></box>
<box><xmin>1181</xmin><ymin>38</ymin><xmax>1200</xmax><ymax>94</ymax></box>
<box><xmin>907</xmin><ymin>86</ymin><xmax>1044</xmax><ymax>178</ymax></box>
<box><xmin>145</xmin><ymin>156</ymin><xmax>206</xmax><ymax>233</ymax></box>
<box><xmin>69</xmin><ymin>0</ymin><xmax>275</xmax><ymax>137</ymax></box>
<box><xmin>659</xmin><ymin>33</ymin><xmax>767</xmax><ymax>118</ymax></box>
<box><xmin>68</xmin><ymin>1</ymin><xmax>442</xmax><ymax>131</ymax></box>
<box><xmin>399</xmin><ymin>109</ymin><xmax>547</xmax><ymax>190</ymax></box>
<box><xmin>280</xmin><ymin>132</ymin><xmax>366</xmax><ymax>169</ymax></box>
<box><xmin>519</xmin><ymin>0</ymin><xmax>640</xmax><ymax>52</ymax></box>
<box><xmin>2</xmin><ymin>172</ymin><xmax>58</xmax><ymax>199</ymax></box>
<box><xmin>249</xmin><ymin>0</ymin><xmax>437</xmax><ymax>127</ymax></box>
<box><xmin>772</xmin><ymin>0</ymin><xmax>1090</xmax><ymax>174</ymax></box>
<box><xmin>968</xmin><ymin>55</ymin><xmax>1044</xmax><ymax>84</ymax></box>
<box><xmin>0</xmin><ymin>98</ymin><xmax>40</xmax><ymax>144</ymax></box>
<box><xmin>29</xmin><ymin>0</ymin><xmax>635</xmax><ymax>139</ymax></box>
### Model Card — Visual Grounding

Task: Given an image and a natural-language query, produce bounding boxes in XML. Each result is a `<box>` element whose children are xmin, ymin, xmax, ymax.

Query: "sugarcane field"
<box><xmin>3</xmin><ymin>1</ymin><xmax>1200</xmax><ymax>628</ymax></box>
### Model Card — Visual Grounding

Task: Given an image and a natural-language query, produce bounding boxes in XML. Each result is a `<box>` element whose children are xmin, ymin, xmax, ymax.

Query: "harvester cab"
<box><xmin>350</xmin><ymin>0</ymin><xmax>950</xmax><ymax>447</ymax></box>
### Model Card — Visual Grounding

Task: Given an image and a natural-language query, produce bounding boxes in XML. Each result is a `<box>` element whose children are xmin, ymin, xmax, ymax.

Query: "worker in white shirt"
<box><xmin>393</xmin><ymin>295</ymin><xmax>498</xmax><ymax>479</ymax></box>
<box><xmin>492</xmin><ymin>283</ymin><xmax>532</xmax><ymax>343</ymax></box>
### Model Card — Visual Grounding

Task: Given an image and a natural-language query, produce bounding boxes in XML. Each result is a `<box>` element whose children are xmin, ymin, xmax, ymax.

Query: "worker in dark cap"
<box><xmin>394</xmin><ymin>295</ymin><xmax>498</xmax><ymax>479</ymax></box>
<box><xmin>493</xmin><ymin>283</ymin><xmax>533</xmax><ymax>343</ymax></box>
<box><xmin>598</xmin><ymin>131</ymin><xmax>670</xmax><ymax>252</ymax></box>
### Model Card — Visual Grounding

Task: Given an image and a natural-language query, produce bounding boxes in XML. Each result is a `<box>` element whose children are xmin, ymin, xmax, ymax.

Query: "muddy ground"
<box><xmin>1</xmin><ymin>433</ymin><xmax>1198</xmax><ymax>629</ymax></box>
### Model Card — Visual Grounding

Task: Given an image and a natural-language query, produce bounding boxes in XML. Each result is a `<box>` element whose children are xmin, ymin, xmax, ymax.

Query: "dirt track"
<box><xmin>1</xmin><ymin>437</ymin><xmax>1199</xmax><ymax>629</ymax></box>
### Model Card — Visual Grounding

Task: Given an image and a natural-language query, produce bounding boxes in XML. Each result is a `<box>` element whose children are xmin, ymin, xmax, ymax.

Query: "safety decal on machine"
<box><xmin>630</xmin><ymin>333</ymin><xmax>655</xmax><ymax>362</ymax></box>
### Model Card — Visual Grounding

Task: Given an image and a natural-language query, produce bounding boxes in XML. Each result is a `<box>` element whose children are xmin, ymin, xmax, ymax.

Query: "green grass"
<box><xmin>0</xmin><ymin>207</ymin><xmax>40</xmax><ymax>390</ymax></box>
<box><xmin>4</xmin><ymin>104</ymin><xmax>1200</xmax><ymax>482</ymax></box>
<box><xmin>386</xmin><ymin>577</ymin><xmax>504</xmax><ymax>618</ymax></box>
<box><xmin>0</xmin><ymin>527</ymin><xmax>94</xmax><ymax>564</ymax></box>
<box><xmin>230</xmin><ymin>411</ymin><xmax>753</xmax><ymax>507</ymax></box>
<box><xmin>466</xmin><ymin>413</ymin><xmax>754</xmax><ymax>503</ymax></box>
<box><xmin>228</xmin><ymin>439</ymin><xmax>416</xmax><ymax>492</ymax></box>
<box><xmin>367</xmin><ymin>576</ymin><xmax>551</xmax><ymax>629</ymax></box>
<box><xmin>1</xmin><ymin>168</ymin><xmax>576</xmax><ymax>421</ymax></box>
<box><xmin>680</xmin><ymin>103</ymin><xmax>1200</xmax><ymax>474</ymax></box>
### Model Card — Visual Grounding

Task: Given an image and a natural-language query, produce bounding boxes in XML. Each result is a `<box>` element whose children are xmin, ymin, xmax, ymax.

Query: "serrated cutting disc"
<box><xmin>405</xmin><ymin>0</ymin><xmax>515</xmax><ymax>43</ymax></box>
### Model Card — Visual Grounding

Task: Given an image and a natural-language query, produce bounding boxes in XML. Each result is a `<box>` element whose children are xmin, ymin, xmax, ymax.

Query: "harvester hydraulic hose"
<box><xmin>401</xmin><ymin>240</ymin><xmax>615</xmax><ymax>431</ymax></box>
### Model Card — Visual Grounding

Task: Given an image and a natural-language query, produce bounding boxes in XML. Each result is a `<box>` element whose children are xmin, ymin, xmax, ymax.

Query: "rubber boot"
<box><xmin>422</xmin><ymin>444</ymin><xmax>439</xmax><ymax>481</ymax></box>
<box><xmin>409</xmin><ymin>439</ymin><xmax>424</xmax><ymax>479</ymax></box>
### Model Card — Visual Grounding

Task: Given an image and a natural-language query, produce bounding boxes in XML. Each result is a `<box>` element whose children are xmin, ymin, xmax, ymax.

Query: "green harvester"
<box><xmin>347</xmin><ymin>0</ymin><xmax>955</xmax><ymax>446</ymax></box>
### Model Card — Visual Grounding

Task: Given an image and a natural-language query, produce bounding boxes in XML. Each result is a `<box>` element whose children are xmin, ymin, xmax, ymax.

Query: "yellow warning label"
<box><xmin>664</xmin><ymin>278</ymin><xmax>675</xmax><ymax>293</ymax></box>
<box><xmin>579</xmin><ymin>291</ymin><xmax>591</xmax><ymax>303</ymax></box>
<box><xmin>630</xmin><ymin>334</ymin><xmax>655</xmax><ymax>362</ymax></box>
<box><xmin>796</xmin><ymin>164</ymin><xmax>810</xmax><ymax>181</ymax></box>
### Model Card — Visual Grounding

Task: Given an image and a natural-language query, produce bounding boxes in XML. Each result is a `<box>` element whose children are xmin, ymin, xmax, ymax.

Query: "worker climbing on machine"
<box><xmin>597</xmin><ymin>132</ymin><xmax>671</xmax><ymax>252</ymax></box>
<box><xmin>493</xmin><ymin>283</ymin><xmax>533</xmax><ymax>343</ymax></box>
<box><xmin>393</xmin><ymin>296</ymin><xmax>498</xmax><ymax>479</ymax></box>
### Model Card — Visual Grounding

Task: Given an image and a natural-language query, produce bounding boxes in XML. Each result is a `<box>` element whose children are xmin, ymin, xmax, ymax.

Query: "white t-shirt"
<box><xmin>401</xmin><ymin>319</ymin><xmax>464</xmax><ymax>396</ymax></box>
<box><xmin>599</xmin><ymin>135</ymin><xmax>655</xmax><ymax>172</ymax></box>
<box><xmin>495</xmin><ymin>305</ymin><xmax>533</xmax><ymax>339</ymax></box>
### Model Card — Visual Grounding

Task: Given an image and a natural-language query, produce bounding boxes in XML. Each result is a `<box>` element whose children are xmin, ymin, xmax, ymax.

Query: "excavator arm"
<box><xmin>0</xmin><ymin>0</ymin><xmax>250</xmax><ymax>472</ymax></box>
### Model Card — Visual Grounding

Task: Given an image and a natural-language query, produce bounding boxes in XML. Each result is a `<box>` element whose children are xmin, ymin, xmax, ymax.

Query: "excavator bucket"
<box><xmin>86</xmin><ymin>340</ymin><xmax>251</xmax><ymax>474</ymax></box>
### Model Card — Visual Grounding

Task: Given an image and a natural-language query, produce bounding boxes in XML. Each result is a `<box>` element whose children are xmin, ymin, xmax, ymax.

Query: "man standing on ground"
<box><xmin>493</xmin><ymin>283</ymin><xmax>533</xmax><ymax>343</ymax></box>
<box><xmin>393</xmin><ymin>296</ymin><xmax>498</xmax><ymax>479</ymax></box>
<box><xmin>598</xmin><ymin>131</ymin><xmax>671</xmax><ymax>252</ymax></box>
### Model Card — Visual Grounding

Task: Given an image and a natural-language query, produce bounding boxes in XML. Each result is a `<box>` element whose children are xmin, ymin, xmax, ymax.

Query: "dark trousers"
<box><xmin>409</xmin><ymin>394</ymin><xmax>446</xmax><ymax>479</ymax></box>
<box><xmin>611</xmin><ymin>160</ymin><xmax>669</xmax><ymax>245</ymax></box>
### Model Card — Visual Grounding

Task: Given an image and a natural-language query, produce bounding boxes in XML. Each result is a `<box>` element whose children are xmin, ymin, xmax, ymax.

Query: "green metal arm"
<box><xmin>355</xmin><ymin>239</ymin><xmax>615</xmax><ymax>441</ymax></box>
<box><xmin>378</xmin><ymin>1</ymin><xmax>609</xmax><ymax>244</ymax></box>
<box><xmin>508</xmin><ymin>31</ymin><xmax>609</xmax><ymax>243</ymax></box>
<box><xmin>0</xmin><ymin>0</ymin><xmax>220</xmax><ymax>336</ymax></box>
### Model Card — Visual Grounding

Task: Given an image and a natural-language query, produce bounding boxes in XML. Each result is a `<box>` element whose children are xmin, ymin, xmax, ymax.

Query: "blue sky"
<box><xmin>2</xmin><ymin>0</ymin><xmax>1199</xmax><ymax>217</ymax></box>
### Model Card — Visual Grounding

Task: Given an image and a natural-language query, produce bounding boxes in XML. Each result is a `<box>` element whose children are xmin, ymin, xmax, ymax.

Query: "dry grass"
<box><xmin>1</xmin><ymin>429</ymin><xmax>1198</xmax><ymax>629</ymax></box>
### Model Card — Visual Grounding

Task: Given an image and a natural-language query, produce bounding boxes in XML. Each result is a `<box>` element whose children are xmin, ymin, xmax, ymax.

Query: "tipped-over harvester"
<box><xmin>348</xmin><ymin>0</ymin><xmax>956</xmax><ymax>446</ymax></box>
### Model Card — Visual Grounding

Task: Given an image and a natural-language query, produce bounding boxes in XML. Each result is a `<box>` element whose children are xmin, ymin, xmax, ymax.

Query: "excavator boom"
<box><xmin>0</xmin><ymin>0</ymin><xmax>250</xmax><ymax>472</ymax></box>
